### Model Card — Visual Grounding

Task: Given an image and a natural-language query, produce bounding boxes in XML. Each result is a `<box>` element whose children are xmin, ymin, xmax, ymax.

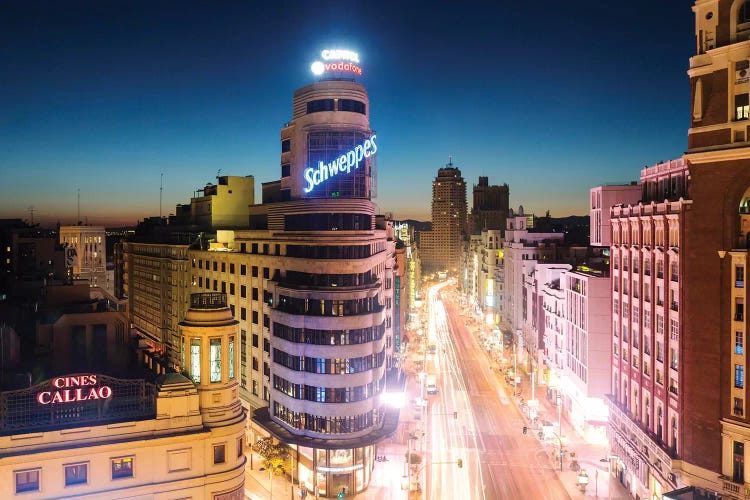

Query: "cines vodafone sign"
<box><xmin>36</xmin><ymin>374</ymin><xmax>113</xmax><ymax>405</ymax></box>
<box><xmin>311</xmin><ymin>49</ymin><xmax>363</xmax><ymax>76</ymax></box>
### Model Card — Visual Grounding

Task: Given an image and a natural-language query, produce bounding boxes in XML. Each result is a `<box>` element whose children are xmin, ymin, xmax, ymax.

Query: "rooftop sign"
<box><xmin>37</xmin><ymin>374</ymin><xmax>113</xmax><ymax>405</ymax></box>
<box><xmin>311</xmin><ymin>48</ymin><xmax>363</xmax><ymax>77</ymax></box>
<box><xmin>303</xmin><ymin>134</ymin><xmax>377</xmax><ymax>193</ymax></box>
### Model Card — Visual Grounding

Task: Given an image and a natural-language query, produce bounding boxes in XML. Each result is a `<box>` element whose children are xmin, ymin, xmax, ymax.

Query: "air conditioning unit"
<box><xmin>668</xmin><ymin>472</ymin><xmax>676</xmax><ymax>482</ymax></box>
<box><xmin>737</xmin><ymin>69</ymin><xmax>749</xmax><ymax>84</ymax></box>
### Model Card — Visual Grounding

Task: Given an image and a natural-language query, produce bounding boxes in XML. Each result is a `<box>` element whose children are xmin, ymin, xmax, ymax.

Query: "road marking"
<box><xmin>498</xmin><ymin>389</ymin><xmax>509</xmax><ymax>405</ymax></box>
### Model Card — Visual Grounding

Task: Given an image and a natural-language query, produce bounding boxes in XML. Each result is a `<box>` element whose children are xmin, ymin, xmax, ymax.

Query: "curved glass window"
<box><xmin>272</xmin><ymin>348</ymin><xmax>386</xmax><ymax>374</ymax></box>
<box><xmin>307</xmin><ymin>99</ymin><xmax>335</xmax><ymax>114</ymax></box>
<box><xmin>273</xmin><ymin>374</ymin><xmax>384</xmax><ymax>402</ymax></box>
<box><xmin>284</xmin><ymin>213</ymin><xmax>372</xmax><ymax>231</ymax></box>
<box><xmin>273</xmin><ymin>322</ymin><xmax>386</xmax><ymax>345</ymax></box>
<box><xmin>284</xmin><ymin>270</ymin><xmax>374</xmax><ymax>287</ymax></box>
<box><xmin>210</xmin><ymin>338</ymin><xmax>222</xmax><ymax>383</ymax></box>
<box><xmin>276</xmin><ymin>295</ymin><xmax>381</xmax><ymax>316</ymax></box>
<box><xmin>286</xmin><ymin>244</ymin><xmax>372</xmax><ymax>259</ymax></box>
<box><xmin>273</xmin><ymin>402</ymin><xmax>381</xmax><ymax>434</ymax></box>
<box><xmin>338</xmin><ymin>99</ymin><xmax>366</xmax><ymax>115</ymax></box>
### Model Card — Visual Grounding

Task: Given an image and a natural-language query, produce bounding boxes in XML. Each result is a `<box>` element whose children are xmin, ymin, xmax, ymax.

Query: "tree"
<box><xmin>252</xmin><ymin>437</ymin><xmax>290</xmax><ymax>473</ymax></box>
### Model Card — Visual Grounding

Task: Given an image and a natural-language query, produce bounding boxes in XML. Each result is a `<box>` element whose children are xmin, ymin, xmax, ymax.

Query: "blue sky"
<box><xmin>0</xmin><ymin>1</ymin><xmax>694</xmax><ymax>226</ymax></box>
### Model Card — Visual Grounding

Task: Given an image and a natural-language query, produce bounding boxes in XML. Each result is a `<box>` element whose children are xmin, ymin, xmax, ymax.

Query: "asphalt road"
<box><xmin>423</xmin><ymin>284</ymin><xmax>571</xmax><ymax>500</ymax></box>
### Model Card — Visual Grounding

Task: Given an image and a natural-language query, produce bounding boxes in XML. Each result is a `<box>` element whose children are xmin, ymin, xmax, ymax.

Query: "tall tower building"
<box><xmin>604</xmin><ymin>3</ymin><xmax>750</xmax><ymax>498</ymax></box>
<box><xmin>420</xmin><ymin>161</ymin><xmax>467</xmax><ymax>275</ymax></box>
<box><xmin>471</xmin><ymin>176</ymin><xmax>509</xmax><ymax>235</ymax></box>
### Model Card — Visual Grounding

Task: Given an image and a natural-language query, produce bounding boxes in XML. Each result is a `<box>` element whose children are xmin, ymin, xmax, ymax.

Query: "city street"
<box><xmin>422</xmin><ymin>283</ymin><xmax>570</xmax><ymax>500</ymax></box>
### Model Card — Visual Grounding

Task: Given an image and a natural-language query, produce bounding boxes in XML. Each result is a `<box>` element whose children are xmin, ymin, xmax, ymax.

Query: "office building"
<box><xmin>471</xmin><ymin>176</ymin><xmax>509</xmax><ymax>235</ymax></box>
<box><xmin>59</xmin><ymin>226</ymin><xmax>107</xmax><ymax>289</ymax></box>
<box><xmin>419</xmin><ymin>162</ymin><xmax>468</xmax><ymax>275</ymax></box>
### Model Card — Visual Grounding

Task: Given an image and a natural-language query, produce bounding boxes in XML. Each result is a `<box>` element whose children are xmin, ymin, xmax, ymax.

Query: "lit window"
<box><xmin>64</xmin><ymin>463</ymin><xmax>88</xmax><ymax>486</ymax></box>
<box><xmin>229</xmin><ymin>336</ymin><xmax>235</xmax><ymax>380</ymax></box>
<box><xmin>15</xmin><ymin>469</ymin><xmax>40</xmax><ymax>493</ymax></box>
<box><xmin>111</xmin><ymin>457</ymin><xmax>133</xmax><ymax>479</ymax></box>
<box><xmin>736</xmin><ymin>94</ymin><xmax>749</xmax><ymax>121</ymax></box>
<box><xmin>210</xmin><ymin>338</ymin><xmax>222</xmax><ymax>383</ymax></box>
<box><xmin>191</xmin><ymin>338</ymin><xmax>201</xmax><ymax>383</ymax></box>
<box><xmin>737</xmin><ymin>331</ymin><xmax>745</xmax><ymax>355</ymax></box>
<box><xmin>736</xmin><ymin>364</ymin><xmax>745</xmax><ymax>389</ymax></box>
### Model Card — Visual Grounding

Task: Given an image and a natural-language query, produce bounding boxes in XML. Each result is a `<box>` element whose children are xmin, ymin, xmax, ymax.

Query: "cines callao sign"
<box><xmin>36</xmin><ymin>374</ymin><xmax>113</xmax><ymax>405</ymax></box>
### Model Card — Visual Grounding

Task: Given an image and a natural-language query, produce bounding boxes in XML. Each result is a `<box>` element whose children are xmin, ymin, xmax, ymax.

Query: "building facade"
<box><xmin>0</xmin><ymin>292</ymin><xmax>246</xmax><ymax>499</ymax></box>
<box><xmin>59</xmin><ymin>226</ymin><xmax>107</xmax><ymax>289</ymax></box>
<box><xmin>419</xmin><ymin>162</ymin><xmax>468</xmax><ymax>275</ymax></box>
<box><xmin>471</xmin><ymin>176</ymin><xmax>509</xmax><ymax>235</ymax></box>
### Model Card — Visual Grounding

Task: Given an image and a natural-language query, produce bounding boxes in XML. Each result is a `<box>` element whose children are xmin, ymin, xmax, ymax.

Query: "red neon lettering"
<box><xmin>37</xmin><ymin>392</ymin><xmax>51</xmax><ymax>405</ymax></box>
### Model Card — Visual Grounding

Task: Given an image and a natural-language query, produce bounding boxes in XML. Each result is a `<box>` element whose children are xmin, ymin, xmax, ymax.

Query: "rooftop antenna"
<box><xmin>160</xmin><ymin>173</ymin><xmax>164</xmax><ymax>219</ymax></box>
<box><xmin>448</xmin><ymin>155</ymin><xmax>453</xmax><ymax>167</ymax></box>
<box><xmin>77</xmin><ymin>188</ymin><xmax>81</xmax><ymax>225</ymax></box>
<box><xmin>216</xmin><ymin>168</ymin><xmax>222</xmax><ymax>179</ymax></box>
<box><xmin>27</xmin><ymin>206</ymin><xmax>36</xmax><ymax>225</ymax></box>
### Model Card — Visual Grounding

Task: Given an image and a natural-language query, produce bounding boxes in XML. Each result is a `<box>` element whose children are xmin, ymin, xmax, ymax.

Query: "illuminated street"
<box><xmin>421</xmin><ymin>282</ymin><xmax>570</xmax><ymax>500</ymax></box>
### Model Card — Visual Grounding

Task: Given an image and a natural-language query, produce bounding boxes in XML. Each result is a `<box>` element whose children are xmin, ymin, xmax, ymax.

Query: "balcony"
<box><xmin>644</xmin><ymin>268</ymin><xmax>651</xmax><ymax>277</ymax></box>
<box><xmin>736</xmin><ymin>313</ymin><xmax>745</xmax><ymax>322</ymax></box>
<box><xmin>670</xmin><ymin>274</ymin><xmax>678</xmax><ymax>282</ymax></box>
<box><xmin>669</xmin><ymin>385</ymin><xmax>678</xmax><ymax>396</ymax></box>
<box><xmin>657</xmin><ymin>272</ymin><xmax>664</xmax><ymax>279</ymax></box>
<box><xmin>671</xmin><ymin>302</ymin><xmax>679</xmax><ymax>312</ymax></box>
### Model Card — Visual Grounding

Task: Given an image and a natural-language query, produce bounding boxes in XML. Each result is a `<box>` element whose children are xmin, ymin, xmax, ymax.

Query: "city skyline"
<box><xmin>1</xmin><ymin>1</ymin><xmax>693</xmax><ymax>226</ymax></box>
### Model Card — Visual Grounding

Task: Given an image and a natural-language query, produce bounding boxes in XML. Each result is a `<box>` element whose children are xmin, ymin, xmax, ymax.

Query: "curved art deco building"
<box><xmin>247</xmin><ymin>77</ymin><xmax>398</xmax><ymax>497</ymax></box>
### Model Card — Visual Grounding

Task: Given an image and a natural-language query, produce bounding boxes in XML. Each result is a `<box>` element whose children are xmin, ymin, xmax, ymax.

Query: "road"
<box><xmin>423</xmin><ymin>283</ymin><xmax>571</xmax><ymax>500</ymax></box>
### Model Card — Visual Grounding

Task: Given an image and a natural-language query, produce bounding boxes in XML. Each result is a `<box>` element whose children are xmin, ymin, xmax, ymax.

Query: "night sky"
<box><xmin>0</xmin><ymin>1</ymin><xmax>694</xmax><ymax>226</ymax></box>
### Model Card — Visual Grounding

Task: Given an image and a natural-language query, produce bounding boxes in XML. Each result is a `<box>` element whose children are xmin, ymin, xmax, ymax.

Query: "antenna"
<box><xmin>448</xmin><ymin>155</ymin><xmax>453</xmax><ymax>167</ymax></box>
<box><xmin>77</xmin><ymin>188</ymin><xmax>81</xmax><ymax>225</ymax></box>
<box><xmin>160</xmin><ymin>173</ymin><xmax>164</xmax><ymax>219</ymax></box>
<box><xmin>216</xmin><ymin>168</ymin><xmax>222</xmax><ymax>179</ymax></box>
<box><xmin>27</xmin><ymin>206</ymin><xmax>36</xmax><ymax>225</ymax></box>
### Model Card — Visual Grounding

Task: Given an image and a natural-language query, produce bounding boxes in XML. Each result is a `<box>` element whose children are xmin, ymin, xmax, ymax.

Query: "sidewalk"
<box><xmin>503</xmin><ymin>359</ymin><xmax>631</xmax><ymax>499</ymax></box>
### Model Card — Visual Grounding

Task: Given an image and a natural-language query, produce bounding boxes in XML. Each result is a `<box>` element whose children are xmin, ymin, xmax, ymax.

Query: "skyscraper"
<box><xmin>420</xmin><ymin>161</ymin><xmax>467</xmax><ymax>275</ymax></box>
<box><xmin>471</xmin><ymin>176</ymin><xmax>509</xmax><ymax>235</ymax></box>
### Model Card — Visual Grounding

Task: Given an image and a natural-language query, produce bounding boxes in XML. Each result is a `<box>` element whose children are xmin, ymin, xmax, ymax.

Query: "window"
<box><xmin>230</xmin><ymin>283</ymin><xmax>235</xmax><ymax>295</ymax></box>
<box><xmin>241</xmin><ymin>265</ymin><xmax>247</xmax><ymax>275</ymax></box>
<box><xmin>306</xmin><ymin>99</ymin><xmax>335</xmax><ymax>114</ymax></box>
<box><xmin>252</xmin><ymin>288</ymin><xmax>259</xmax><ymax>301</ymax></box>
<box><xmin>735</xmin><ymin>441</ymin><xmax>745</xmax><ymax>484</ymax></box>
<box><xmin>15</xmin><ymin>469</ymin><xmax>40</xmax><ymax>493</ymax></box>
<box><xmin>241</xmin><ymin>285</ymin><xmax>247</xmax><ymax>298</ymax></box>
<box><xmin>191</xmin><ymin>338</ymin><xmax>201</xmax><ymax>383</ymax></box>
<box><xmin>281</xmin><ymin>163</ymin><xmax>291</xmax><ymax>178</ymax></box>
<box><xmin>737</xmin><ymin>265</ymin><xmax>745</xmax><ymax>288</ymax></box>
<box><xmin>111</xmin><ymin>457</ymin><xmax>134</xmax><ymax>479</ymax></box>
<box><xmin>229</xmin><ymin>336</ymin><xmax>235</xmax><ymax>380</ymax></box>
<box><xmin>737</xmin><ymin>364</ymin><xmax>746</xmax><ymax>389</ymax></box>
<box><xmin>252</xmin><ymin>311</ymin><xmax>259</xmax><ymax>324</ymax></box>
<box><xmin>738</xmin><ymin>331</ymin><xmax>745</xmax><ymax>355</ymax></box>
<box><xmin>252</xmin><ymin>243</ymin><xmax>259</xmax><ymax>254</ymax></box>
<box><xmin>65</xmin><ymin>463</ymin><xmax>88</xmax><ymax>486</ymax></box>
<box><xmin>241</xmin><ymin>307</ymin><xmax>247</xmax><ymax>321</ymax></box>
<box><xmin>252</xmin><ymin>266</ymin><xmax>259</xmax><ymax>277</ymax></box>
<box><xmin>735</xmin><ymin>397</ymin><xmax>745</xmax><ymax>417</ymax></box>
<box><xmin>238</xmin><ymin>437</ymin><xmax>244</xmax><ymax>458</ymax></box>
<box><xmin>736</xmin><ymin>93</ymin><xmax>749</xmax><ymax>121</ymax></box>
<box><xmin>230</xmin><ymin>263</ymin><xmax>235</xmax><ymax>274</ymax></box>
<box><xmin>252</xmin><ymin>333</ymin><xmax>259</xmax><ymax>348</ymax></box>
<box><xmin>210</xmin><ymin>339</ymin><xmax>222</xmax><ymax>383</ymax></box>
<box><xmin>214</xmin><ymin>444</ymin><xmax>226</xmax><ymax>464</ymax></box>
<box><xmin>281</xmin><ymin>139</ymin><xmax>291</xmax><ymax>152</ymax></box>
<box><xmin>263</xmin><ymin>267</ymin><xmax>270</xmax><ymax>279</ymax></box>
<box><xmin>338</xmin><ymin>99</ymin><xmax>366</xmax><ymax>114</ymax></box>
<box><xmin>252</xmin><ymin>380</ymin><xmax>259</xmax><ymax>395</ymax></box>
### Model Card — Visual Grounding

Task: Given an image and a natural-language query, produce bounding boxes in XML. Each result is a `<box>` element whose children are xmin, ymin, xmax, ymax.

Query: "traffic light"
<box><xmin>457</xmin><ymin>458</ymin><xmax>463</xmax><ymax>468</ymax></box>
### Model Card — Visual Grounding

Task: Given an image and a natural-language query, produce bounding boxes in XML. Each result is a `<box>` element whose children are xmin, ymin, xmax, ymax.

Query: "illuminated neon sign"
<box><xmin>311</xmin><ymin>49</ymin><xmax>363</xmax><ymax>76</ymax></box>
<box><xmin>322</xmin><ymin>49</ymin><xmax>359</xmax><ymax>63</ymax></box>
<box><xmin>36</xmin><ymin>374</ymin><xmax>113</xmax><ymax>405</ymax></box>
<box><xmin>303</xmin><ymin>134</ymin><xmax>377</xmax><ymax>193</ymax></box>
